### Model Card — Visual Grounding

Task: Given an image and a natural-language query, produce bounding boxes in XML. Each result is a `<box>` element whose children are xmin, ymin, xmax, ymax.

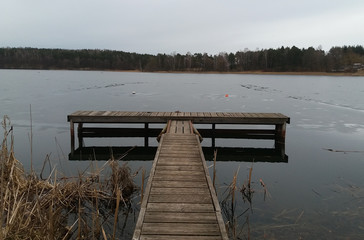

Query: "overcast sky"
<box><xmin>1</xmin><ymin>0</ymin><xmax>363</xmax><ymax>55</ymax></box>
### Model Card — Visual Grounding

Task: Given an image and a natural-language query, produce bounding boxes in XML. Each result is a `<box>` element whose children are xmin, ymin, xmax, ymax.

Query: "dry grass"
<box><xmin>0</xmin><ymin>116</ymin><xmax>139</xmax><ymax>240</ymax></box>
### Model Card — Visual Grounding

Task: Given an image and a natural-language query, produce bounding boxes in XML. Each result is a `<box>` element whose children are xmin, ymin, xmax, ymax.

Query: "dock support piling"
<box><xmin>70</xmin><ymin>120</ymin><xmax>75</xmax><ymax>155</ymax></box>
<box><xmin>144</xmin><ymin>123</ymin><xmax>149</xmax><ymax>147</ymax></box>
<box><xmin>212</xmin><ymin>123</ymin><xmax>216</xmax><ymax>148</ymax></box>
<box><xmin>275</xmin><ymin>122</ymin><xmax>286</xmax><ymax>158</ymax></box>
<box><xmin>78</xmin><ymin>123</ymin><xmax>84</xmax><ymax>148</ymax></box>
<box><xmin>275</xmin><ymin>123</ymin><xmax>286</xmax><ymax>147</ymax></box>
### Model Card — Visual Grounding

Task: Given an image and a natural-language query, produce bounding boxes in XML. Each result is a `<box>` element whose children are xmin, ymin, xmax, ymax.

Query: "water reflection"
<box><xmin>69</xmin><ymin>146</ymin><xmax>288</xmax><ymax>163</ymax></box>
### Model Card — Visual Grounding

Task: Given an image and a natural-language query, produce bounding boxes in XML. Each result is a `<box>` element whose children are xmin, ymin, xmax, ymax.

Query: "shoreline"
<box><xmin>2</xmin><ymin>68</ymin><xmax>364</xmax><ymax>76</ymax></box>
<box><xmin>145</xmin><ymin>70</ymin><xmax>364</xmax><ymax>76</ymax></box>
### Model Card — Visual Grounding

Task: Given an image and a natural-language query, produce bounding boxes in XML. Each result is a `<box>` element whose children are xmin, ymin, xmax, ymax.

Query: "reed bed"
<box><xmin>0</xmin><ymin>116</ymin><xmax>139</xmax><ymax>240</ymax></box>
<box><xmin>220</xmin><ymin>163</ymin><xmax>269</xmax><ymax>240</ymax></box>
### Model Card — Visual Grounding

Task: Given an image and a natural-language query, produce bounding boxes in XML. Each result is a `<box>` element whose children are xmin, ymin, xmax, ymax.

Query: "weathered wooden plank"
<box><xmin>71</xmin><ymin>110</ymin><xmax>83</xmax><ymax>116</ymax></box>
<box><xmin>146</xmin><ymin>203</ymin><xmax>214</xmax><ymax>212</ymax></box>
<box><xmin>161</xmin><ymin>138</ymin><xmax>197</xmax><ymax>142</ymax></box>
<box><xmin>148</xmin><ymin>194</ymin><xmax>212</xmax><ymax>203</ymax></box>
<box><xmin>156</xmin><ymin>161</ymin><xmax>202</xmax><ymax>166</ymax></box>
<box><xmin>210</xmin><ymin>112</ymin><xmax>218</xmax><ymax>117</ymax></box>
<box><xmin>143</xmin><ymin>212</ymin><xmax>217</xmax><ymax>223</ymax></box>
<box><xmin>190</xmin><ymin>112</ymin><xmax>199</xmax><ymax>117</ymax></box>
<box><xmin>161</xmin><ymin>140</ymin><xmax>197</xmax><ymax>143</ymax></box>
<box><xmin>176</xmin><ymin>121</ymin><xmax>183</xmax><ymax>134</ymax></box>
<box><xmin>161</xmin><ymin>140</ymin><xmax>197</xmax><ymax>144</ymax></box>
<box><xmin>133</xmin><ymin>208</ymin><xmax>146</xmax><ymax>240</ymax></box>
<box><xmin>153</xmin><ymin>175</ymin><xmax>206</xmax><ymax>181</ymax></box>
<box><xmin>128</xmin><ymin>112</ymin><xmax>138</xmax><ymax>117</ymax></box>
<box><xmin>141</xmin><ymin>223</ymin><xmax>221</xmax><ymax>235</ymax></box>
<box><xmin>109</xmin><ymin>111</ymin><xmax>119</xmax><ymax>116</ymax></box>
<box><xmin>161</xmin><ymin>150</ymin><xmax>200</xmax><ymax>154</ymax></box>
<box><xmin>160</xmin><ymin>148</ymin><xmax>199</xmax><ymax>153</ymax></box>
<box><xmin>159</xmin><ymin>151</ymin><xmax>200</xmax><ymax>156</ymax></box>
<box><xmin>205</xmin><ymin>112</ymin><xmax>212</xmax><ymax>117</ymax></box>
<box><xmin>158</xmin><ymin>153</ymin><xmax>201</xmax><ymax>158</ymax></box>
<box><xmin>154</xmin><ymin>170</ymin><xmax>205</xmax><ymax>176</ymax></box>
<box><xmin>161</xmin><ymin>147</ymin><xmax>200</xmax><ymax>151</ymax></box>
<box><xmin>101</xmin><ymin>111</ymin><xmax>112</xmax><ymax>116</ymax></box>
<box><xmin>152</xmin><ymin>181</ymin><xmax>207</xmax><ymax>188</ymax></box>
<box><xmin>156</xmin><ymin>162</ymin><xmax>201</xmax><ymax>167</ymax></box>
<box><xmin>150</xmin><ymin>187</ymin><xmax>210</xmax><ymax>195</ymax></box>
<box><xmin>140</xmin><ymin>236</ymin><xmax>222</xmax><ymax>240</ymax></box>
<box><xmin>160</xmin><ymin>144</ymin><xmax>198</xmax><ymax>148</ymax></box>
<box><xmin>157</xmin><ymin>156</ymin><xmax>201</xmax><ymax>160</ymax></box>
<box><xmin>161</xmin><ymin>139</ymin><xmax>197</xmax><ymax>144</ymax></box>
<box><xmin>164</xmin><ymin>134</ymin><xmax>196</xmax><ymax>138</ymax></box>
<box><xmin>156</xmin><ymin>165</ymin><xmax>203</xmax><ymax>171</ymax></box>
<box><xmin>161</xmin><ymin>146</ymin><xmax>199</xmax><ymax>151</ymax></box>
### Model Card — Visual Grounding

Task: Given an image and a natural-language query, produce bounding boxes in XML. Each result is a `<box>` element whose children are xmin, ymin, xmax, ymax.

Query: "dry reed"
<box><xmin>220</xmin><ymin>163</ymin><xmax>270</xmax><ymax>240</ymax></box>
<box><xmin>0</xmin><ymin>116</ymin><xmax>139</xmax><ymax>240</ymax></box>
<box><xmin>221</xmin><ymin>167</ymin><xmax>241</xmax><ymax>240</ymax></box>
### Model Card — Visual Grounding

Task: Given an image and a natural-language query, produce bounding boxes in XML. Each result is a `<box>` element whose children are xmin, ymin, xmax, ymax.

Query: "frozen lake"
<box><xmin>1</xmin><ymin>69</ymin><xmax>364</xmax><ymax>239</ymax></box>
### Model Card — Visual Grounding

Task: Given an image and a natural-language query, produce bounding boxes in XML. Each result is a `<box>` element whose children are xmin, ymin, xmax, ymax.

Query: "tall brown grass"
<box><xmin>0</xmin><ymin>116</ymin><xmax>139</xmax><ymax>239</ymax></box>
<box><xmin>221</xmin><ymin>163</ymin><xmax>269</xmax><ymax>240</ymax></box>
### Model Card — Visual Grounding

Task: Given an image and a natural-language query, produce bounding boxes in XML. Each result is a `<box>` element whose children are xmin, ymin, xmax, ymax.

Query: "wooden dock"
<box><xmin>67</xmin><ymin>111</ymin><xmax>290</xmax><ymax>239</ymax></box>
<box><xmin>133</xmin><ymin>120</ymin><xmax>228</xmax><ymax>240</ymax></box>
<box><xmin>67</xmin><ymin>111</ymin><xmax>290</xmax><ymax>153</ymax></box>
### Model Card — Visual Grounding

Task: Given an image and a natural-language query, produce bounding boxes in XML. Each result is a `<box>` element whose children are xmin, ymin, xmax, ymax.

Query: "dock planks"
<box><xmin>133</xmin><ymin>120</ymin><xmax>228</xmax><ymax>240</ymax></box>
<box><xmin>67</xmin><ymin>111</ymin><xmax>290</xmax><ymax>124</ymax></box>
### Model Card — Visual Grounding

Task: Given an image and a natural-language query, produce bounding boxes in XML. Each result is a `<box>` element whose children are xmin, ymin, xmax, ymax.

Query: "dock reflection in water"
<box><xmin>69</xmin><ymin>146</ymin><xmax>288</xmax><ymax>163</ymax></box>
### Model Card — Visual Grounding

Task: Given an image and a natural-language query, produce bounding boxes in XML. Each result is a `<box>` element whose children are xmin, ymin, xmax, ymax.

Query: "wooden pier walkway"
<box><xmin>133</xmin><ymin>120</ymin><xmax>228</xmax><ymax>240</ymax></box>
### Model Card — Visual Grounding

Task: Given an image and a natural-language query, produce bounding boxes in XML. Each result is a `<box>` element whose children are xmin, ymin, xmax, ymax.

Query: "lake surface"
<box><xmin>1</xmin><ymin>69</ymin><xmax>364</xmax><ymax>239</ymax></box>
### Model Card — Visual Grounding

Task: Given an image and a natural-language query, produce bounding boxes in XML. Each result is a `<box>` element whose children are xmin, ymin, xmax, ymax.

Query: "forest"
<box><xmin>0</xmin><ymin>45</ymin><xmax>363</xmax><ymax>73</ymax></box>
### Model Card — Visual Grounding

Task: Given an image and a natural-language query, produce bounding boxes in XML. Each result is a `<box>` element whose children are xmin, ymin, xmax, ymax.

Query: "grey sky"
<box><xmin>1</xmin><ymin>0</ymin><xmax>363</xmax><ymax>54</ymax></box>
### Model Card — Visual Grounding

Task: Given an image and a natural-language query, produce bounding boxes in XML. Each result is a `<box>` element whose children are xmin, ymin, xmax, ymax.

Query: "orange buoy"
<box><xmin>225</xmin><ymin>94</ymin><xmax>229</xmax><ymax>97</ymax></box>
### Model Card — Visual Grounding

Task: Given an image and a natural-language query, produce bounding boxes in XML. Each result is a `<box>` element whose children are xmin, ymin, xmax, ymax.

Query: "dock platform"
<box><xmin>67</xmin><ymin>111</ymin><xmax>290</xmax><ymax>153</ymax></box>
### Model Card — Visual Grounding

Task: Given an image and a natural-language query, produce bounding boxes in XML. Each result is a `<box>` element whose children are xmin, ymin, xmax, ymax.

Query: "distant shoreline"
<box><xmin>2</xmin><ymin>68</ymin><xmax>364</xmax><ymax>76</ymax></box>
<box><xmin>146</xmin><ymin>70</ymin><xmax>364</xmax><ymax>76</ymax></box>
<box><xmin>111</xmin><ymin>69</ymin><xmax>364</xmax><ymax>77</ymax></box>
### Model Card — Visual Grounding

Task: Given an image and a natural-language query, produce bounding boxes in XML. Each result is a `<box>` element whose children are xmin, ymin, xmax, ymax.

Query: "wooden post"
<box><xmin>144</xmin><ymin>123</ymin><xmax>149</xmax><ymax>147</ymax></box>
<box><xmin>212</xmin><ymin>123</ymin><xmax>216</xmax><ymax>148</ymax></box>
<box><xmin>275</xmin><ymin>122</ymin><xmax>286</xmax><ymax>147</ymax></box>
<box><xmin>70</xmin><ymin>120</ymin><xmax>75</xmax><ymax>155</ymax></box>
<box><xmin>78</xmin><ymin>123</ymin><xmax>84</xmax><ymax>148</ymax></box>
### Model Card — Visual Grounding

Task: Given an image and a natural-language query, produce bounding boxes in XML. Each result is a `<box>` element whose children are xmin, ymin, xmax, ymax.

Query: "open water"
<box><xmin>1</xmin><ymin>69</ymin><xmax>364</xmax><ymax>239</ymax></box>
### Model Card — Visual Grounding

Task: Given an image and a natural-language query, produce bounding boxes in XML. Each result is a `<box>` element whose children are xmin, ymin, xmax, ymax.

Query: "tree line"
<box><xmin>0</xmin><ymin>45</ymin><xmax>363</xmax><ymax>73</ymax></box>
